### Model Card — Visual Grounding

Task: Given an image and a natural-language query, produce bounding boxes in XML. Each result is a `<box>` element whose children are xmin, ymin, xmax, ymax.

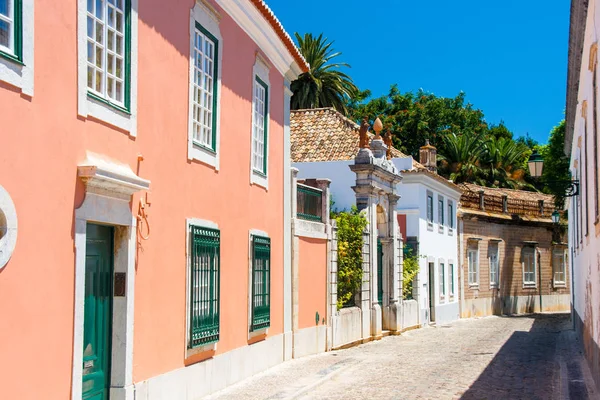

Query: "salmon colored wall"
<box><xmin>0</xmin><ymin>0</ymin><xmax>286</xmax><ymax>397</ymax></box>
<box><xmin>298</xmin><ymin>237</ymin><xmax>328</xmax><ymax>329</ymax></box>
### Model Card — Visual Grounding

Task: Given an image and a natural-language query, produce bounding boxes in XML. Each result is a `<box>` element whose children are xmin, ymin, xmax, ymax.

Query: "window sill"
<box><xmin>0</xmin><ymin>50</ymin><xmax>32</xmax><ymax>96</ymax></box>
<box><xmin>251</xmin><ymin>169</ymin><xmax>268</xmax><ymax>190</ymax></box>
<box><xmin>84</xmin><ymin>94</ymin><xmax>135</xmax><ymax>136</ymax></box>
<box><xmin>553</xmin><ymin>282</ymin><xmax>567</xmax><ymax>288</ymax></box>
<box><xmin>468</xmin><ymin>284</ymin><xmax>479</xmax><ymax>289</ymax></box>
<box><xmin>189</xmin><ymin>141</ymin><xmax>219</xmax><ymax>170</ymax></box>
<box><xmin>523</xmin><ymin>284</ymin><xmax>537</xmax><ymax>289</ymax></box>
<box><xmin>490</xmin><ymin>284</ymin><xmax>499</xmax><ymax>289</ymax></box>
<box><xmin>248</xmin><ymin>326</ymin><xmax>269</xmax><ymax>340</ymax></box>
<box><xmin>0</xmin><ymin>50</ymin><xmax>23</xmax><ymax>66</ymax></box>
<box><xmin>186</xmin><ymin>341</ymin><xmax>218</xmax><ymax>359</ymax></box>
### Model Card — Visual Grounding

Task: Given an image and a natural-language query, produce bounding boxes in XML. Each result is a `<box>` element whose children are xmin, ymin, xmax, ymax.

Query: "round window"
<box><xmin>0</xmin><ymin>185</ymin><xmax>17</xmax><ymax>270</ymax></box>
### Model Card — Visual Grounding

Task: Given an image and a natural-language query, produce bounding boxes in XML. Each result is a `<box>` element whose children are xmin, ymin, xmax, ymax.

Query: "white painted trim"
<box><xmin>134</xmin><ymin>333</ymin><xmax>285</xmax><ymax>399</ymax></box>
<box><xmin>0</xmin><ymin>0</ymin><xmax>34</xmax><ymax>95</ymax></box>
<box><xmin>215</xmin><ymin>0</ymin><xmax>303</xmax><ymax>79</ymax></box>
<box><xmin>0</xmin><ymin>185</ymin><xmax>17</xmax><ymax>269</ymax></box>
<box><xmin>187</xmin><ymin>2</ymin><xmax>223</xmax><ymax>170</ymax></box>
<box><xmin>401</xmin><ymin>172</ymin><xmax>462</xmax><ymax>198</ymax></box>
<box><xmin>282</xmin><ymin>79</ymin><xmax>292</xmax><ymax>357</ymax></box>
<box><xmin>77</xmin><ymin>0</ymin><xmax>138</xmax><ymax>136</ymax></box>
<box><xmin>250</xmin><ymin>56</ymin><xmax>271</xmax><ymax>189</ymax></box>
<box><xmin>185</xmin><ymin>218</ymin><xmax>220</xmax><ymax>355</ymax></box>
<box><xmin>248</xmin><ymin>229</ymin><xmax>270</xmax><ymax>339</ymax></box>
<box><xmin>294</xmin><ymin>218</ymin><xmax>327</xmax><ymax>239</ymax></box>
<box><xmin>72</xmin><ymin>199</ymin><xmax>138</xmax><ymax>400</ymax></box>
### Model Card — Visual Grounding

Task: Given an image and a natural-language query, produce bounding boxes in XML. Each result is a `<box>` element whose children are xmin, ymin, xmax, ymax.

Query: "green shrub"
<box><xmin>335</xmin><ymin>207</ymin><xmax>368</xmax><ymax>309</ymax></box>
<box><xmin>402</xmin><ymin>248</ymin><xmax>420</xmax><ymax>299</ymax></box>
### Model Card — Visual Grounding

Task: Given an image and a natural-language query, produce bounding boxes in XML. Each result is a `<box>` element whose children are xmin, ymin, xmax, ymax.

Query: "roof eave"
<box><xmin>565</xmin><ymin>0</ymin><xmax>589</xmax><ymax>155</ymax></box>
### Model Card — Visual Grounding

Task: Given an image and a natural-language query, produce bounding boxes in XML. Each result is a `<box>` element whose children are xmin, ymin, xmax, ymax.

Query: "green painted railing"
<box><xmin>297</xmin><ymin>184</ymin><xmax>323</xmax><ymax>222</ymax></box>
<box><xmin>251</xmin><ymin>235</ymin><xmax>271</xmax><ymax>331</ymax></box>
<box><xmin>189</xmin><ymin>226</ymin><xmax>220</xmax><ymax>348</ymax></box>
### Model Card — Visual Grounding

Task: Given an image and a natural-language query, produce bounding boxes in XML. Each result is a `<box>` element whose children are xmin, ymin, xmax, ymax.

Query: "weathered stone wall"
<box><xmin>460</xmin><ymin>213</ymin><xmax>570</xmax><ymax>318</ymax></box>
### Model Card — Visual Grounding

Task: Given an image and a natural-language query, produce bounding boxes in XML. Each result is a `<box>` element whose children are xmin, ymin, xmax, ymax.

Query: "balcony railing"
<box><xmin>297</xmin><ymin>184</ymin><xmax>323</xmax><ymax>222</ymax></box>
<box><xmin>461</xmin><ymin>190</ymin><xmax>554</xmax><ymax>218</ymax></box>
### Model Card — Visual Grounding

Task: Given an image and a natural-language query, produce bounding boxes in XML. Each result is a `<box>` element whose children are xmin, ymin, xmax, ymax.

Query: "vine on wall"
<box><xmin>402</xmin><ymin>248</ymin><xmax>420</xmax><ymax>300</ymax></box>
<box><xmin>335</xmin><ymin>207</ymin><xmax>368</xmax><ymax>310</ymax></box>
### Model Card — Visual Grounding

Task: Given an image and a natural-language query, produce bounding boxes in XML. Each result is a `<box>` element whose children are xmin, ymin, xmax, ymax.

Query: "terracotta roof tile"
<box><xmin>459</xmin><ymin>183</ymin><xmax>555</xmax><ymax>203</ymax></box>
<box><xmin>291</xmin><ymin>108</ymin><xmax>410</xmax><ymax>163</ymax></box>
<box><xmin>250</xmin><ymin>0</ymin><xmax>309</xmax><ymax>72</ymax></box>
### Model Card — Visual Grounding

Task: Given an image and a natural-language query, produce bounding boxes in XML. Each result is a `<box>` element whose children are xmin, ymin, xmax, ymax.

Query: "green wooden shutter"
<box><xmin>189</xmin><ymin>226</ymin><xmax>220</xmax><ymax>348</ymax></box>
<box><xmin>251</xmin><ymin>235</ymin><xmax>270</xmax><ymax>331</ymax></box>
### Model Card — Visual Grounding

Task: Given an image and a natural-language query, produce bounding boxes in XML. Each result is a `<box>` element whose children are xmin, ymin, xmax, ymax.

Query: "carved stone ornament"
<box><xmin>359</xmin><ymin>118</ymin><xmax>370</xmax><ymax>149</ymax></box>
<box><xmin>384</xmin><ymin>131</ymin><xmax>393</xmax><ymax>159</ymax></box>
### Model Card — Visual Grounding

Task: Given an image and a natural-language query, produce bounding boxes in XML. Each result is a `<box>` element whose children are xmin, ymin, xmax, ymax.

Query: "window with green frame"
<box><xmin>252</xmin><ymin>77</ymin><xmax>268</xmax><ymax>175</ymax></box>
<box><xmin>251</xmin><ymin>235</ymin><xmax>270</xmax><ymax>331</ymax></box>
<box><xmin>192</xmin><ymin>21</ymin><xmax>219</xmax><ymax>151</ymax></box>
<box><xmin>189</xmin><ymin>225</ymin><xmax>220</xmax><ymax>348</ymax></box>
<box><xmin>86</xmin><ymin>0</ymin><xmax>131</xmax><ymax>111</ymax></box>
<box><xmin>0</xmin><ymin>0</ymin><xmax>22</xmax><ymax>62</ymax></box>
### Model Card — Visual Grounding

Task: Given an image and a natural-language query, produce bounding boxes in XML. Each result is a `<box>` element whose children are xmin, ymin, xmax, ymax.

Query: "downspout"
<box><xmin>537</xmin><ymin>247</ymin><xmax>543</xmax><ymax>313</ymax></box>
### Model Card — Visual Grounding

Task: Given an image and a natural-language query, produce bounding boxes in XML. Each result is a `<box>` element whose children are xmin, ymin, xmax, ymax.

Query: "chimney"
<box><xmin>419</xmin><ymin>139</ymin><xmax>437</xmax><ymax>174</ymax></box>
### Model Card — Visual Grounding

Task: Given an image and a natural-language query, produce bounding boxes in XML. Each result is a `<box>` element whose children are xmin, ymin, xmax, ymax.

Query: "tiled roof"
<box><xmin>290</xmin><ymin>108</ymin><xmax>410</xmax><ymax>163</ymax></box>
<box><xmin>250</xmin><ymin>0</ymin><xmax>309</xmax><ymax>73</ymax></box>
<box><xmin>459</xmin><ymin>183</ymin><xmax>555</xmax><ymax>203</ymax></box>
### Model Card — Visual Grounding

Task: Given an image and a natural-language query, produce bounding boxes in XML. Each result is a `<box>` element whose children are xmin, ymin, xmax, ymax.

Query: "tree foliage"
<box><xmin>291</xmin><ymin>33</ymin><xmax>358</xmax><ymax>114</ymax></box>
<box><xmin>335</xmin><ymin>207</ymin><xmax>368</xmax><ymax>310</ymax></box>
<box><xmin>539</xmin><ymin>120</ymin><xmax>570</xmax><ymax>208</ymax></box>
<box><xmin>348</xmin><ymin>86</ymin><xmax>537</xmax><ymax>189</ymax></box>
<box><xmin>402</xmin><ymin>249</ymin><xmax>420</xmax><ymax>299</ymax></box>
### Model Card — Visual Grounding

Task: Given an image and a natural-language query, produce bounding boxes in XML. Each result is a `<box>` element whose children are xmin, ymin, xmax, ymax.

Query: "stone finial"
<box><xmin>384</xmin><ymin>131</ymin><xmax>393</xmax><ymax>159</ymax></box>
<box><xmin>373</xmin><ymin>117</ymin><xmax>383</xmax><ymax>139</ymax></box>
<box><xmin>419</xmin><ymin>139</ymin><xmax>438</xmax><ymax>174</ymax></box>
<box><xmin>359</xmin><ymin>118</ymin><xmax>370</xmax><ymax>148</ymax></box>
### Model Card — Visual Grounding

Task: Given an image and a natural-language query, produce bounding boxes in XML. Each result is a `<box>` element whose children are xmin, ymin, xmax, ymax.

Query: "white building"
<box><xmin>566</xmin><ymin>0</ymin><xmax>600</xmax><ymax>389</ymax></box>
<box><xmin>395</xmin><ymin>142</ymin><xmax>462</xmax><ymax>325</ymax></box>
<box><xmin>291</xmin><ymin>108</ymin><xmax>461</xmax><ymax>327</ymax></box>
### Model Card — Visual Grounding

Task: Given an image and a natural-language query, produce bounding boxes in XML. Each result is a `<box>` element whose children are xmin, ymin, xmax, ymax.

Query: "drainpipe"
<box><xmin>537</xmin><ymin>247</ymin><xmax>543</xmax><ymax>313</ymax></box>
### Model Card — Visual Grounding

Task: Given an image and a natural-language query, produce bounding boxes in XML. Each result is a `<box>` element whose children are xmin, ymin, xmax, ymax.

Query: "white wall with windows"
<box><xmin>397</xmin><ymin>171</ymin><xmax>462</xmax><ymax>325</ymax></box>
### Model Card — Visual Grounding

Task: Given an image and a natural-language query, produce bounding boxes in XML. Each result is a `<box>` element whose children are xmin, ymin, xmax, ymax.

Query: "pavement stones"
<box><xmin>206</xmin><ymin>314</ymin><xmax>597</xmax><ymax>400</ymax></box>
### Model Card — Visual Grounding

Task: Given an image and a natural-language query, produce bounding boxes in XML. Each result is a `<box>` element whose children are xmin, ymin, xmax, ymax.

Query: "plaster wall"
<box><xmin>397</xmin><ymin>178</ymin><xmax>461</xmax><ymax>325</ymax></box>
<box><xmin>568</xmin><ymin>0</ymin><xmax>600</xmax><ymax>389</ymax></box>
<box><xmin>0</xmin><ymin>0</ymin><xmax>288</xmax><ymax>398</ymax></box>
<box><xmin>294</xmin><ymin>160</ymin><xmax>355</xmax><ymax>212</ymax></box>
<box><xmin>298</xmin><ymin>237</ymin><xmax>328</xmax><ymax>330</ymax></box>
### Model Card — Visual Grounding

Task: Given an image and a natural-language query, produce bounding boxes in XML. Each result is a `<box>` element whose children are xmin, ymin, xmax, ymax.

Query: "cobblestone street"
<box><xmin>207</xmin><ymin>314</ymin><xmax>597</xmax><ymax>400</ymax></box>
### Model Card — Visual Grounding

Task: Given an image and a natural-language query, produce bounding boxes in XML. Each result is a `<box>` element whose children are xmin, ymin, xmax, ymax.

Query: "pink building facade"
<box><xmin>0</xmin><ymin>1</ymin><xmax>307</xmax><ymax>399</ymax></box>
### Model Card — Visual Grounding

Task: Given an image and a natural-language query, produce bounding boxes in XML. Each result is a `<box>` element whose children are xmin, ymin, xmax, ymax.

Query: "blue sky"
<box><xmin>266</xmin><ymin>0</ymin><xmax>570</xmax><ymax>144</ymax></box>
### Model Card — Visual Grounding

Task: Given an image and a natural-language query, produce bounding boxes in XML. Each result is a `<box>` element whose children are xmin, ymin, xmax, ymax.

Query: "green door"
<box><xmin>82</xmin><ymin>224</ymin><xmax>114</xmax><ymax>400</ymax></box>
<box><xmin>377</xmin><ymin>239</ymin><xmax>383</xmax><ymax>303</ymax></box>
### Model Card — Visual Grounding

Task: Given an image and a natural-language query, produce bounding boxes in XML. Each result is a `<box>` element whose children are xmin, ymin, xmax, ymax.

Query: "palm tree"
<box><xmin>481</xmin><ymin>137</ymin><xmax>530</xmax><ymax>189</ymax></box>
<box><xmin>438</xmin><ymin>132</ymin><xmax>487</xmax><ymax>184</ymax></box>
<box><xmin>291</xmin><ymin>33</ymin><xmax>358</xmax><ymax>114</ymax></box>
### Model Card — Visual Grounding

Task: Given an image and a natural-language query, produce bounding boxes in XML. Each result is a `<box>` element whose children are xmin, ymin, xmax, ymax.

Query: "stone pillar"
<box><xmin>350</xmin><ymin>118</ymin><xmax>402</xmax><ymax>340</ymax></box>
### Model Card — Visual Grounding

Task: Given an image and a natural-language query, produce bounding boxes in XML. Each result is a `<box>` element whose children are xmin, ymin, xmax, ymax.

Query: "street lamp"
<box><xmin>551</xmin><ymin>210</ymin><xmax>560</xmax><ymax>224</ymax></box>
<box><xmin>527</xmin><ymin>152</ymin><xmax>580</xmax><ymax>197</ymax></box>
<box><xmin>528</xmin><ymin>151</ymin><xmax>544</xmax><ymax>178</ymax></box>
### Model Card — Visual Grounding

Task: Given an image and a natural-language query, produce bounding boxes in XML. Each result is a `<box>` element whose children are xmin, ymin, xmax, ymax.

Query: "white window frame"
<box><xmin>77</xmin><ymin>0</ymin><xmax>138</xmax><ymax>135</ymax></box>
<box><xmin>467</xmin><ymin>243</ymin><xmax>479</xmax><ymax>287</ymax></box>
<box><xmin>250</xmin><ymin>55</ymin><xmax>270</xmax><ymax>189</ymax></box>
<box><xmin>447</xmin><ymin>200</ymin><xmax>454</xmax><ymax>236</ymax></box>
<box><xmin>438</xmin><ymin>195</ymin><xmax>444</xmax><ymax>234</ymax></box>
<box><xmin>188</xmin><ymin>1</ymin><xmax>222</xmax><ymax>169</ymax></box>
<box><xmin>553</xmin><ymin>247</ymin><xmax>567</xmax><ymax>287</ymax></box>
<box><xmin>489</xmin><ymin>242</ymin><xmax>499</xmax><ymax>288</ymax></box>
<box><xmin>439</xmin><ymin>261</ymin><xmax>445</xmax><ymax>301</ymax></box>
<box><xmin>426</xmin><ymin>191</ymin><xmax>434</xmax><ymax>231</ymax></box>
<box><xmin>449</xmin><ymin>263</ymin><xmax>455</xmax><ymax>298</ymax></box>
<box><xmin>185</xmin><ymin>218</ymin><xmax>219</xmax><ymax>357</ymax></box>
<box><xmin>0</xmin><ymin>0</ymin><xmax>16</xmax><ymax>57</ymax></box>
<box><xmin>522</xmin><ymin>246</ymin><xmax>537</xmax><ymax>287</ymax></box>
<box><xmin>0</xmin><ymin>0</ymin><xmax>33</xmax><ymax>96</ymax></box>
